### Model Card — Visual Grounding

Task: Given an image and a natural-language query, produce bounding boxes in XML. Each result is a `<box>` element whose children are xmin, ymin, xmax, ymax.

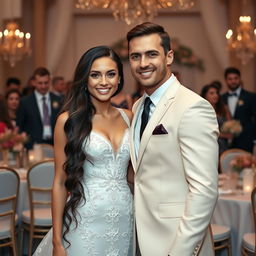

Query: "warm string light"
<box><xmin>226</xmin><ymin>16</ymin><xmax>256</xmax><ymax>65</ymax></box>
<box><xmin>75</xmin><ymin>0</ymin><xmax>194</xmax><ymax>25</ymax></box>
<box><xmin>0</xmin><ymin>21</ymin><xmax>31</xmax><ymax>67</ymax></box>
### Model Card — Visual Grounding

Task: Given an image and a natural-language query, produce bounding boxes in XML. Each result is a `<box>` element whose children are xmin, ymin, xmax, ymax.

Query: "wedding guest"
<box><xmin>222</xmin><ymin>67</ymin><xmax>256</xmax><ymax>152</ymax></box>
<box><xmin>5</xmin><ymin>77</ymin><xmax>22</xmax><ymax>93</ymax></box>
<box><xmin>111</xmin><ymin>91</ymin><xmax>133</xmax><ymax>109</ymax></box>
<box><xmin>201</xmin><ymin>83</ymin><xmax>232</xmax><ymax>156</ymax></box>
<box><xmin>0</xmin><ymin>99</ymin><xmax>13</xmax><ymax>133</ymax></box>
<box><xmin>132</xmin><ymin>81</ymin><xmax>144</xmax><ymax>104</ymax></box>
<box><xmin>5</xmin><ymin>89</ymin><xmax>21</xmax><ymax>127</ymax></box>
<box><xmin>211</xmin><ymin>80</ymin><xmax>222</xmax><ymax>92</ymax></box>
<box><xmin>51</xmin><ymin>76</ymin><xmax>66</xmax><ymax>100</ymax></box>
<box><xmin>22</xmin><ymin>75</ymin><xmax>36</xmax><ymax>97</ymax></box>
<box><xmin>17</xmin><ymin>67</ymin><xmax>62</xmax><ymax>149</ymax></box>
<box><xmin>33</xmin><ymin>46</ymin><xmax>133</xmax><ymax>255</ymax></box>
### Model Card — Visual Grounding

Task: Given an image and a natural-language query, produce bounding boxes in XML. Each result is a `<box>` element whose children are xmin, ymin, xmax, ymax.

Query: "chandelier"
<box><xmin>0</xmin><ymin>21</ymin><xmax>31</xmax><ymax>67</ymax></box>
<box><xmin>75</xmin><ymin>0</ymin><xmax>194</xmax><ymax>25</ymax></box>
<box><xmin>226</xmin><ymin>16</ymin><xmax>256</xmax><ymax>65</ymax></box>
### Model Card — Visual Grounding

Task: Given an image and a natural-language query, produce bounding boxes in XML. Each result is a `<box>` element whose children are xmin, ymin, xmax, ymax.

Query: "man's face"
<box><xmin>34</xmin><ymin>75</ymin><xmax>50</xmax><ymax>95</ymax></box>
<box><xmin>55</xmin><ymin>79</ymin><xmax>66</xmax><ymax>94</ymax></box>
<box><xmin>128</xmin><ymin>33</ymin><xmax>173</xmax><ymax>95</ymax></box>
<box><xmin>225</xmin><ymin>73</ymin><xmax>241</xmax><ymax>91</ymax></box>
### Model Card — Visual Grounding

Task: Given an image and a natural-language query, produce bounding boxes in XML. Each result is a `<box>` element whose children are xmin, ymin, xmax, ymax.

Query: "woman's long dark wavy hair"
<box><xmin>201</xmin><ymin>83</ymin><xmax>226</xmax><ymax>117</ymax></box>
<box><xmin>60</xmin><ymin>46</ymin><xmax>124</xmax><ymax>246</ymax></box>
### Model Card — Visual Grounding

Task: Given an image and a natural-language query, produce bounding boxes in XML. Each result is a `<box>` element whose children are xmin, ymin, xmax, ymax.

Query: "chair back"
<box><xmin>40</xmin><ymin>144</ymin><xmax>54</xmax><ymax>159</ymax></box>
<box><xmin>251</xmin><ymin>187</ymin><xmax>256</xmax><ymax>251</ymax></box>
<box><xmin>27</xmin><ymin>159</ymin><xmax>54</xmax><ymax>221</ymax></box>
<box><xmin>220</xmin><ymin>148</ymin><xmax>251</xmax><ymax>173</ymax></box>
<box><xmin>0</xmin><ymin>167</ymin><xmax>19</xmax><ymax>235</ymax></box>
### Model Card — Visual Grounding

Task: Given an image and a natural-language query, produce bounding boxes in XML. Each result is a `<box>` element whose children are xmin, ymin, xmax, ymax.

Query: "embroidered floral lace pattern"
<box><xmin>33</xmin><ymin>109</ymin><xmax>133</xmax><ymax>256</ymax></box>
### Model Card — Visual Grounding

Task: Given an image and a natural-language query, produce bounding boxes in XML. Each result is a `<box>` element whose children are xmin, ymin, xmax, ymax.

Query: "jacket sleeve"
<box><xmin>168</xmin><ymin>99</ymin><xmax>219</xmax><ymax>255</ymax></box>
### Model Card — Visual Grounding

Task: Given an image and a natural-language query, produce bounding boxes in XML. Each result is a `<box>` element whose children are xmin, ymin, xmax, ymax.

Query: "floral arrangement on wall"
<box><xmin>111</xmin><ymin>38</ymin><xmax>204</xmax><ymax>71</ymax></box>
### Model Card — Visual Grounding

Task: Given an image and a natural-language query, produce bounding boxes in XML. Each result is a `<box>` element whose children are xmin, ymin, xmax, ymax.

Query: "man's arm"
<box><xmin>168</xmin><ymin>99</ymin><xmax>219</xmax><ymax>255</ymax></box>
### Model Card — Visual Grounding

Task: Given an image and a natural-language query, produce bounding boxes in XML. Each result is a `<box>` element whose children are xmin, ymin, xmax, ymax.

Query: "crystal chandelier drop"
<box><xmin>75</xmin><ymin>0</ymin><xmax>194</xmax><ymax>25</ymax></box>
<box><xmin>0</xmin><ymin>21</ymin><xmax>31</xmax><ymax>67</ymax></box>
<box><xmin>226</xmin><ymin>16</ymin><xmax>256</xmax><ymax>65</ymax></box>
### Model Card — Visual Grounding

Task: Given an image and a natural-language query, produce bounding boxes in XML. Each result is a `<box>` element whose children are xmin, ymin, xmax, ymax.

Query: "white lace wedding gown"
<box><xmin>34</xmin><ymin>109</ymin><xmax>134</xmax><ymax>256</ymax></box>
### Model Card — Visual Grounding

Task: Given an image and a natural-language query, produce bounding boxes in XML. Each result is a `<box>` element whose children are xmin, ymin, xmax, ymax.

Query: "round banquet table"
<box><xmin>212</xmin><ymin>191</ymin><xmax>254</xmax><ymax>256</ymax></box>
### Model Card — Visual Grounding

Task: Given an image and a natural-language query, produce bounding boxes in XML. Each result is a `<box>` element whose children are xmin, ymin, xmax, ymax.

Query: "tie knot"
<box><xmin>42</xmin><ymin>96</ymin><xmax>46</xmax><ymax>102</ymax></box>
<box><xmin>144</xmin><ymin>97</ymin><xmax>152</xmax><ymax>108</ymax></box>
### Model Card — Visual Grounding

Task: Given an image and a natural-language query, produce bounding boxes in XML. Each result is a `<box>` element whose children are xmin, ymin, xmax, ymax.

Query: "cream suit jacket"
<box><xmin>130</xmin><ymin>78</ymin><xmax>219</xmax><ymax>256</ymax></box>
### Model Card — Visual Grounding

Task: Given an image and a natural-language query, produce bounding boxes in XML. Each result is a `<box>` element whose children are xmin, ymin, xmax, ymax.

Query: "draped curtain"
<box><xmin>46</xmin><ymin>0</ymin><xmax>73</xmax><ymax>73</ymax></box>
<box><xmin>198</xmin><ymin>0</ymin><xmax>229</xmax><ymax>69</ymax></box>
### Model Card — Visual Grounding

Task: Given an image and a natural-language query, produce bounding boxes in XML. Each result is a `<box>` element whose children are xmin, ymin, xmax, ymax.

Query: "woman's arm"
<box><xmin>127</xmin><ymin>162</ymin><xmax>134</xmax><ymax>194</ymax></box>
<box><xmin>52</xmin><ymin>112</ymin><xmax>69</xmax><ymax>253</ymax></box>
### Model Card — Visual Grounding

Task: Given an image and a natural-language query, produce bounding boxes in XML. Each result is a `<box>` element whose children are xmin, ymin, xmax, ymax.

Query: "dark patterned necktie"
<box><xmin>140</xmin><ymin>97</ymin><xmax>152</xmax><ymax>139</ymax></box>
<box><xmin>42</xmin><ymin>96</ymin><xmax>50</xmax><ymax>125</ymax></box>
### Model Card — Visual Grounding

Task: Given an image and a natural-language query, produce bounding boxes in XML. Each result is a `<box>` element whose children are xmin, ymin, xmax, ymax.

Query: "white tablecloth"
<box><xmin>212</xmin><ymin>192</ymin><xmax>253</xmax><ymax>256</ymax></box>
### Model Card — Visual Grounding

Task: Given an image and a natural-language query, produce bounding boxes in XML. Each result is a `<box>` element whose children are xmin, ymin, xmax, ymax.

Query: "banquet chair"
<box><xmin>40</xmin><ymin>143</ymin><xmax>54</xmax><ymax>159</ymax></box>
<box><xmin>242</xmin><ymin>187</ymin><xmax>256</xmax><ymax>255</ymax></box>
<box><xmin>220</xmin><ymin>148</ymin><xmax>251</xmax><ymax>173</ymax></box>
<box><xmin>211</xmin><ymin>224</ymin><xmax>232</xmax><ymax>255</ymax></box>
<box><xmin>21</xmin><ymin>159</ymin><xmax>54</xmax><ymax>256</ymax></box>
<box><xmin>0</xmin><ymin>167</ymin><xmax>20</xmax><ymax>256</ymax></box>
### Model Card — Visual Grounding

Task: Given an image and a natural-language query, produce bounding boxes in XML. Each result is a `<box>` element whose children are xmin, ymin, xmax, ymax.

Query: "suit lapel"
<box><xmin>130</xmin><ymin>97</ymin><xmax>145</xmax><ymax>171</ymax></box>
<box><xmin>32</xmin><ymin>93</ymin><xmax>43</xmax><ymax>127</ymax></box>
<box><xmin>234</xmin><ymin>89</ymin><xmax>244</xmax><ymax>118</ymax></box>
<box><xmin>136</xmin><ymin>79</ymin><xmax>180</xmax><ymax>171</ymax></box>
<box><xmin>50</xmin><ymin>94</ymin><xmax>56</xmax><ymax>129</ymax></box>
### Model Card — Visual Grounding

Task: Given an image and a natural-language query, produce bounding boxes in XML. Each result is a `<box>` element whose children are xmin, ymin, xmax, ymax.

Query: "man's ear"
<box><xmin>166</xmin><ymin>50</ymin><xmax>174</xmax><ymax>66</ymax></box>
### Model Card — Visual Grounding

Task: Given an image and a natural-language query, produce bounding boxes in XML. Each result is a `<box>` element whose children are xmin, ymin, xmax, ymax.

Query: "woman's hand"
<box><xmin>53</xmin><ymin>244</ymin><xmax>67</xmax><ymax>256</ymax></box>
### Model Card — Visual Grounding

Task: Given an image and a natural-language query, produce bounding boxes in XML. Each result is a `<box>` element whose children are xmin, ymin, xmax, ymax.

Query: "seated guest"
<box><xmin>17</xmin><ymin>67</ymin><xmax>62</xmax><ymax>149</ymax></box>
<box><xmin>5</xmin><ymin>89</ymin><xmax>21</xmax><ymax>127</ymax></box>
<box><xmin>0</xmin><ymin>99</ymin><xmax>13</xmax><ymax>133</ymax></box>
<box><xmin>201</xmin><ymin>83</ymin><xmax>232</xmax><ymax>156</ymax></box>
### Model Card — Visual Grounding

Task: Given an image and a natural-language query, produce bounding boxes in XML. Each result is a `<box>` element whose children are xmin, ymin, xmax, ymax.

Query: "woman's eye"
<box><xmin>107</xmin><ymin>72</ymin><xmax>116</xmax><ymax>78</ymax></box>
<box><xmin>90</xmin><ymin>73</ymin><xmax>99</xmax><ymax>78</ymax></box>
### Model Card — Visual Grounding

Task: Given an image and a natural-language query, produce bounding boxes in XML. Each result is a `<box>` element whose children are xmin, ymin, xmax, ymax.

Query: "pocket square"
<box><xmin>152</xmin><ymin>124</ymin><xmax>168</xmax><ymax>135</ymax></box>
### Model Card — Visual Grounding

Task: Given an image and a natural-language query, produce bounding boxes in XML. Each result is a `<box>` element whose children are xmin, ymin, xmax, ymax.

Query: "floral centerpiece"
<box><xmin>0</xmin><ymin>128</ymin><xmax>29</xmax><ymax>166</ymax></box>
<box><xmin>220</xmin><ymin>119</ymin><xmax>242</xmax><ymax>137</ymax></box>
<box><xmin>0</xmin><ymin>128</ymin><xmax>28</xmax><ymax>152</ymax></box>
<box><xmin>230</xmin><ymin>154</ymin><xmax>255</xmax><ymax>173</ymax></box>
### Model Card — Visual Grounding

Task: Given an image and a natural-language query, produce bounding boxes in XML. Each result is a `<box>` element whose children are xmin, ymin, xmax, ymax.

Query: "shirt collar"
<box><xmin>35</xmin><ymin>90</ymin><xmax>50</xmax><ymax>101</ymax></box>
<box><xmin>145</xmin><ymin>74</ymin><xmax>175</xmax><ymax>107</ymax></box>
<box><xmin>228</xmin><ymin>87</ymin><xmax>241</xmax><ymax>97</ymax></box>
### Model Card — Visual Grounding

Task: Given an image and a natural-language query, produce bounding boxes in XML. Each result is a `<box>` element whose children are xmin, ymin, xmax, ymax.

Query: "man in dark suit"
<box><xmin>17</xmin><ymin>67</ymin><xmax>62</xmax><ymax>149</ymax></box>
<box><xmin>222</xmin><ymin>67</ymin><xmax>256</xmax><ymax>152</ymax></box>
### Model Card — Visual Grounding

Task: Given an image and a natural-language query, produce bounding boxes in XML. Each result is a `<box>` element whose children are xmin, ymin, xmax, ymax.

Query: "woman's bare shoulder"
<box><xmin>56</xmin><ymin>112</ymin><xmax>69</xmax><ymax>127</ymax></box>
<box><xmin>121</xmin><ymin>108</ymin><xmax>133</xmax><ymax>122</ymax></box>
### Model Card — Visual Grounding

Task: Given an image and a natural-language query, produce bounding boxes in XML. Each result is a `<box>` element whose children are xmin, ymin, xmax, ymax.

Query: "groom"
<box><xmin>127</xmin><ymin>22</ymin><xmax>219</xmax><ymax>256</ymax></box>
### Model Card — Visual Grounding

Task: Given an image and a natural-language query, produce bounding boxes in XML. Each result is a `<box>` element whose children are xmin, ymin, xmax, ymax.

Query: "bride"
<box><xmin>34</xmin><ymin>46</ymin><xmax>134</xmax><ymax>255</ymax></box>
